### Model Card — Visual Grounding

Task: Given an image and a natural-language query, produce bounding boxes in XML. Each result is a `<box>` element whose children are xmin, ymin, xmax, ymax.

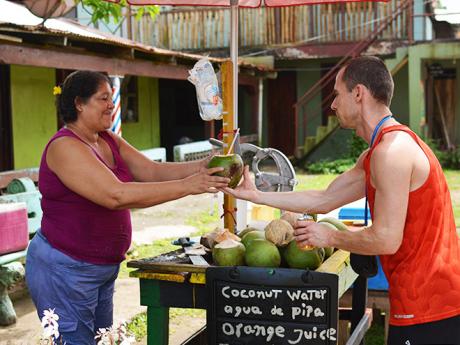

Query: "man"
<box><xmin>224</xmin><ymin>56</ymin><xmax>460</xmax><ymax>345</ymax></box>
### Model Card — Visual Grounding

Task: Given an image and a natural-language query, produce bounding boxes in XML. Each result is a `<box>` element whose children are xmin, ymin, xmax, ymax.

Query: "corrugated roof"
<box><xmin>0</xmin><ymin>0</ymin><xmax>272</xmax><ymax>72</ymax></box>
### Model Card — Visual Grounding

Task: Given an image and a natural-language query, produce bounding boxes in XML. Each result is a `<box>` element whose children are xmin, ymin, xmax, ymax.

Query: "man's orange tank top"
<box><xmin>364</xmin><ymin>124</ymin><xmax>460</xmax><ymax>326</ymax></box>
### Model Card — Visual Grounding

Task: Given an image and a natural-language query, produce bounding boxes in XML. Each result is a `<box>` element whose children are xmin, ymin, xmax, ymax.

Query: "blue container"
<box><xmin>368</xmin><ymin>257</ymin><xmax>389</xmax><ymax>291</ymax></box>
<box><xmin>338</xmin><ymin>207</ymin><xmax>371</xmax><ymax>220</ymax></box>
<box><xmin>338</xmin><ymin>206</ymin><xmax>388</xmax><ymax>291</ymax></box>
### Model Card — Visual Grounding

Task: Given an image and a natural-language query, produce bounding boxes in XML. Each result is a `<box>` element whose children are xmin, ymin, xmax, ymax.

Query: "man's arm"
<box><xmin>294</xmin><ymin>133</ymin><xmax>414</xmax><ymax>255</ymax></box>
<box><xmin>224</xmin><ymin>151</ymin><xmax>369</xmax><ymax>214</ymax></box>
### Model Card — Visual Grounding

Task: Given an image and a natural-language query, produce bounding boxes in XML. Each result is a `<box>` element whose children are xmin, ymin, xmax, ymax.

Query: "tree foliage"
<box><xmin>79</xmin><ymin>0</ymin><xmax>159</xmax><ymax>24</ymax></box>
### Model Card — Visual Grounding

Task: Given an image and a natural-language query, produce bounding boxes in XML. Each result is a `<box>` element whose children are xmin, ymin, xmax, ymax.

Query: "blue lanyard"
<box><xmin>370</xmin><ymin>115</ymin><xmax>393</xmax><ymax>147</ymax></box>
<box><xmin>364</xmin><ymin>115</ymin><xmax>393</xmax><ymax>225</ymax></box>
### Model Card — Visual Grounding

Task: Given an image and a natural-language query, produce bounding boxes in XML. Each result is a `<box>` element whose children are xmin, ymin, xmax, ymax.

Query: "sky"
<box><xmin>435</xmin><ymin>0</ymin><xmax>460</xmax><ymax>24</ymax></box>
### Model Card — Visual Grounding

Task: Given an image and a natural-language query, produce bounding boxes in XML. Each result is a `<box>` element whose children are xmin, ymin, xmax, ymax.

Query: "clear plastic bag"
<box><xmin>188</xmin><ymin>58</ymin><xmax>223</xmax><ymax>121</ymax></box>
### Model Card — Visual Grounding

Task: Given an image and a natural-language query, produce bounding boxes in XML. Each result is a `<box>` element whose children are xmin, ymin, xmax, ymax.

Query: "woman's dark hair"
<box><xmin>341</xmin><ymin>56</ymin><xmax>394</xmax><ymax>106</ymax></box>
<box><xmin>56</xmin><ymin>71</ymin><xmax>111</xmax><ymax>124</ymax></box>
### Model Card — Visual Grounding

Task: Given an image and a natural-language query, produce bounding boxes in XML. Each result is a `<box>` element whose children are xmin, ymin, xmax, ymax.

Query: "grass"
<box><xmin>443</xmin><ymin>170</ymin><xmax>460</xmax><ymax>226</ymax></box>
<box><xmin>126</xmin><ymin>309</ymin><xmax>206</xmax><ymax>341</ymax></box>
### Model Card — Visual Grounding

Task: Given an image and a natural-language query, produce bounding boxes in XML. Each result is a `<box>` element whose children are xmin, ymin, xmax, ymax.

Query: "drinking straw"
<box><xmin>227</xmin><ymin>128</ymin><xmax>240</xmax><ymax>154</ymax></box>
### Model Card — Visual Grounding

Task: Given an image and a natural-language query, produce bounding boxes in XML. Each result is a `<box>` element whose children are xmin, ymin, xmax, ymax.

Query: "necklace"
<box><xmin>65</xmin><ymin>126</ymin><xmax>99</xmax><ymax>151</ymax></box>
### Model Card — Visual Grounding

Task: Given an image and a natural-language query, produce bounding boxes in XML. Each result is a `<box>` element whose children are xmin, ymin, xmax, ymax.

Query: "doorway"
<box><xmin>0</xmin><ymin>64</ymin><xmax>13</xmax><ymax>171</ymax></box>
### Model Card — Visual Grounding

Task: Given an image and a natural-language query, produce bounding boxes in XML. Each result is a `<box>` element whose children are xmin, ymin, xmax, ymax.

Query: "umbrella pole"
<box><xmin>231</xmin><ymin>0</ymin><xmax>239</xmax><ymax>127</ymax></box>
<box><xmin>220</xmin><ymin>1</ymin><xmax>239</xmax><ymax>234</ymax></box>
<box><xmin>222</xmin><ymin>60</ymin><xmax>237</xmax><ymax>233</ymax></box>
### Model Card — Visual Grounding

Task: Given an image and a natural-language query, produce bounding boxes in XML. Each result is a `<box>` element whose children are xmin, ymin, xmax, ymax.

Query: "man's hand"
<box><xmin>293</xmin><ymin>221</ymin><xmax>336</xmax><ymax>249</ymax></box>
<box><xmin>221</xmin><ymin>165</ymin><xmax>260</xmax><ymax>202</ymax></box>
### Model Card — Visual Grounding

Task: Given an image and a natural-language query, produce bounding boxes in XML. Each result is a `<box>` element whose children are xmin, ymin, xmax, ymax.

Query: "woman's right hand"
<box><xmin>185</xmin><ymin>167</ymin><xmax>231</xmax><ymax>195</ymax></box>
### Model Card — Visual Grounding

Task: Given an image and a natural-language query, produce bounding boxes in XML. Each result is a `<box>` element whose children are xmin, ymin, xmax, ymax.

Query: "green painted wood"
<box><xmin>10</xmin><ymin>65</ymin><xmax>56</xmax><ymax>169</ymax></box>
<box><xmin>139</xmin><ymin>279</ymin><xmax>163</xmax><ymax>307</ymax></box>
<box><xmin>147</xmin><ymin>306</ymin><xmax>169</xmax><ymax>345</ymax></box>
<box><xmin>122</xmin><ymin>77</ymin><xmax>160</xmax><ymax>150</ymax></box>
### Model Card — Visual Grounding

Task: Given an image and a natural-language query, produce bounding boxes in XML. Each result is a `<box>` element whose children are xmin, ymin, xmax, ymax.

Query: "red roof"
<box><xmin>108</xmin><ymin>0</ymin><xmax>388</xmax><ymax>7</ymax></box>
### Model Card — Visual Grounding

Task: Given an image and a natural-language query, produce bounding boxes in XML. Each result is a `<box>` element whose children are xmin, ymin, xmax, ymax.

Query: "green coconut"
<box><xmin>241</xmin><ymin>230</ymin><xmax>265</xmax><ymax>248</ymax></box>
<box><xmin>245</xmin><ymin>239</ymin><xmax>281</xmax><ymax>268</ymax></box>
<box><xmin>318</xmin><ymin>217</ymin><xmax>348</xmax><ymax>231</ymax></box>
<box><xmin>264</xmin><ymin>219</ymin><xmax>294</xmax><ymax>247</ymax></box>
<box><xmin>317</xmin><ymin>222</ymin><xmax>339</xmax><ymax>259</ymax></box>
<box><xmin>208</xmin><ymin>154</ymin><xmax>244</xmax><ymax>189</ymax></box>
<box><xmin>212</xmin><ymin>239</ymin><xmax>246</xmax><ymax>266</ymax></box>
<box><xmin>237</xmin><ymin>227</ymin><xmax>260</xmax><ymax>238</ymax></box>
<box><xmin>283</xmin><ymin>240</ymin><xmax>324</xmax><ymax>270</ymax></box>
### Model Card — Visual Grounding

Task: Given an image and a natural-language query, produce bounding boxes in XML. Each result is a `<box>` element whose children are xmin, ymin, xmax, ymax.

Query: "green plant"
<box><xmin>307</xmin><ymin>158</ymin><xmax>355</xmax><ymax>174</ymax></box>
<box><xmin>79</xmin><ymin>0</ymin><xmax>159</xmax><ymax>25</ymax></box>
<box><xmin>306</xmin><ymin>133</ymin><xmax>366</xmax><ymax>174</ymax></box>
<box><xmin>347</xmin><ymin>133</ymin><xmax>368</xmax><ymax>160</ymax></box>
<box><xmin>426</xmin><ymin>139</ymin><xmax>460</xmax><ymax>169</ymax></box>
<box><xmin>126</xmin><ymin>312</ymin><xmax>147</xmax><ymax>341</ymax></box>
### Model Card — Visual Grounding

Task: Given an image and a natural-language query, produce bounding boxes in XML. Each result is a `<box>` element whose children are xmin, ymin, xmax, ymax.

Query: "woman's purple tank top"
<box><xmin>39</xmin><ymin>128</ymin><xmax>133</xmax><ymax>265</ymax></box>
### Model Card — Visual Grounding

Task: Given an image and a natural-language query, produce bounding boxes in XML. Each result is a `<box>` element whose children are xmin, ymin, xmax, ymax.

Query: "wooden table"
<box><xmin>129</xmin><ymin>249</ymin><xmax>371</xmax><ymax>345</ymax></box>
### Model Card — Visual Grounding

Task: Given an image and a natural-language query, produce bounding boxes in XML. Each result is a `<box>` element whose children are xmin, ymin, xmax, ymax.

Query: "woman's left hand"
<box><xmin>198</xmin><ymin>154</ymin><xmax>213</xmax><ymax>173</ymax></box>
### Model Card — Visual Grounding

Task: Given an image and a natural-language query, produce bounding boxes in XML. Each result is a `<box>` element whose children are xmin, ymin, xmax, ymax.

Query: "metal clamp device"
<box><xmin>208</xmin><ymin>138</ymin><xmax>297</xmax><ymax>192</ymax></box>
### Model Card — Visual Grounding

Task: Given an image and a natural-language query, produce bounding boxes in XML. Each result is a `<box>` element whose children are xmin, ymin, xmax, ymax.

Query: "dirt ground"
<box><xmin>130</xmin><ymin>193</ymin><xmax>217</xmax><ymax>344</ymax></box>
<box><xmin>131</xmin><ymin>193</ymin><xmax>219</xmax><ymax>229</ymax></box>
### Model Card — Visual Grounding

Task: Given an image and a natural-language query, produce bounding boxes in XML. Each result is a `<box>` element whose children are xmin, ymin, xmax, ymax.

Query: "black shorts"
<box><xmin>388</xmin><ymin>314</ymin><xmax>460</xmax><ymax>345</ymax></box>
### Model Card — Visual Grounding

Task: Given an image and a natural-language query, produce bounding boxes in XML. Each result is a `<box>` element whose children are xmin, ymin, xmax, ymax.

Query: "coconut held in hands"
<box><xmin>264</xmin><ymin>219</ymin><xmax>294</xmax><ymax>247</ymax></box>
<box><xmin>208</xmin><ymin>154</ymin><xmax>244</xmax><ymax>188</ymax></box>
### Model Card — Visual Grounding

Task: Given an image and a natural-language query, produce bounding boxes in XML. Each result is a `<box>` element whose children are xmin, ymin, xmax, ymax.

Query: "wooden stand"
<box><xmin>129</xmin><ymin>250</ymin><xmax>372</xmax><ymax>345</ymax></box>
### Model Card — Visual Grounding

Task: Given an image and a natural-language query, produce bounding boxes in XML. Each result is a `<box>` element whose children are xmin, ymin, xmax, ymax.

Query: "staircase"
<box><xmin>294</xmin><ymin>0</ymin><xmax>413</xmax><ymax>165</ymax></box>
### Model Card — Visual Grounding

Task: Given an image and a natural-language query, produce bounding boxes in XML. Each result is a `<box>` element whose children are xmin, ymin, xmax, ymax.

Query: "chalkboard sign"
<box><xmin>206</xmin><ymin>266</ymin><xmax>338</xmax><ymax>345</ymax></box>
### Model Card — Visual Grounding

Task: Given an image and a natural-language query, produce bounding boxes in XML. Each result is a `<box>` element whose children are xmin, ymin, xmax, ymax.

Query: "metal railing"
<box><xmin>128</xmin><ymin>0</ymin><xmax>411</xmax><ymax>51</ymax></box>
<box><xmin>293</xmin><ymin>0</ymin><xmax>413</xmax><ymax>156</ymax></box>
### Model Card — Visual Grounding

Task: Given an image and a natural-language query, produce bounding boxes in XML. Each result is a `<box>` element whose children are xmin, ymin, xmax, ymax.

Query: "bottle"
<box><xmin>296</xmin><ymin>214</ymin><xmax>315</xmax><ymax>251</ymax></box>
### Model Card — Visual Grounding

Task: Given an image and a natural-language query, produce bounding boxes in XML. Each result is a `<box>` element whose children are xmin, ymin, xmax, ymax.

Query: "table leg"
<box><xmin>351</xmin><ymin>275</ymin><xmax>368</xmax><ymax>345</ymax></box>
<box><xmin>147</xmin><ymin>306</ymin><xmax>169</xmax><ymax>345</ymax></box>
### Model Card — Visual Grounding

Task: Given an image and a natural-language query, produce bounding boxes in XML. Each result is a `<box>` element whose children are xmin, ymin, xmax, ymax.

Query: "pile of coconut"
<box><xmin>200</xmin><ymin>212</ymin><xmax>348</xmax><ymax>269</ymax></box>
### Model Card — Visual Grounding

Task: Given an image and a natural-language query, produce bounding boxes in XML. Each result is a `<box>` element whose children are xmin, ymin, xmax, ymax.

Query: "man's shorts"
<box><xmin>388</xmin><ymin>314</ymin><xmax>460</xmax><ymax>345</ymax></box>
<box><xmin>25</xmin><ymin>231</ymin><xmax>120</xmax><ymax>345</ymax></box>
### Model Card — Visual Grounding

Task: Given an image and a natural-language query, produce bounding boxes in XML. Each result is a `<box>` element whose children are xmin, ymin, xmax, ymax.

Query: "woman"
<box><xmin>25</xmin><ymin>70</ymin><xmax>229</xmax><ymax>344</ymax></box>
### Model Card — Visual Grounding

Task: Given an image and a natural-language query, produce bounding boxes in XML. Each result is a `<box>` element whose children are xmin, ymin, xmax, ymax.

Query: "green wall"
<box><xmin>10</xmin><ymin>65</ymin><xmax>56</xmax><ymax>169</ymax></box>
<box><xmin>390</xmin><ymin>64</ymin><xmax>410</xmax><ymax>126</ymax></box>
<box><xmin>121</xmin><ymin>77</ymin><xmax>160</xmax><ymax>150</ymax></box>
<box><xmin>294</xmin><ymin>60</ymin><xmax>323</xmax><ymax>139</ymax></box>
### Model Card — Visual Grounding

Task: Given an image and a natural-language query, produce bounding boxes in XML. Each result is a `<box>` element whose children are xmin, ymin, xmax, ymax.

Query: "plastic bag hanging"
<box><xmin>188</xmin><ymin>58</ymin><xmax>223</xmax><ymax>121</ymax></box>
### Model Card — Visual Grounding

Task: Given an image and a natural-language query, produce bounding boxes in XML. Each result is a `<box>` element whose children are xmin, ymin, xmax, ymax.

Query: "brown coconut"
<box><xmin>280</xmin><ymin>211</ymin><xmax>302</xmax><ymax>227</ymax></box>
<box><xmin>264</xmin><ymin>219</ymin><xmax>294</xmax><ymax>247</ymax></box>
<box><xmin>201</xmin><ymin>227</ymin><xmax>240</xmax><ymax>249</ymax></box>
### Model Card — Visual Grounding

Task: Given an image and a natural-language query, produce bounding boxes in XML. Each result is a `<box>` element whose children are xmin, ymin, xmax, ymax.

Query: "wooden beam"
<box><xmin>0</xmin><ymin>43</ymin><xmax>189</xmax><ymax>80</ymax></box>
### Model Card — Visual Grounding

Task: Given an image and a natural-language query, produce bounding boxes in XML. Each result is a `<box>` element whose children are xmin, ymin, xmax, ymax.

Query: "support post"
<box><xmin>351</xmin><ymin>275</ymin><xmax>368</xmax><ymax>345</ymax></box>
<box><xmin>147</xmin><ymin>306</ymin><xmax>169</xmax><ymax>345</ymax></box>
<box><xmin>221</xmin><ymin>61</ymin><xmax>237</xmax><ymax>233</ymax></box>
